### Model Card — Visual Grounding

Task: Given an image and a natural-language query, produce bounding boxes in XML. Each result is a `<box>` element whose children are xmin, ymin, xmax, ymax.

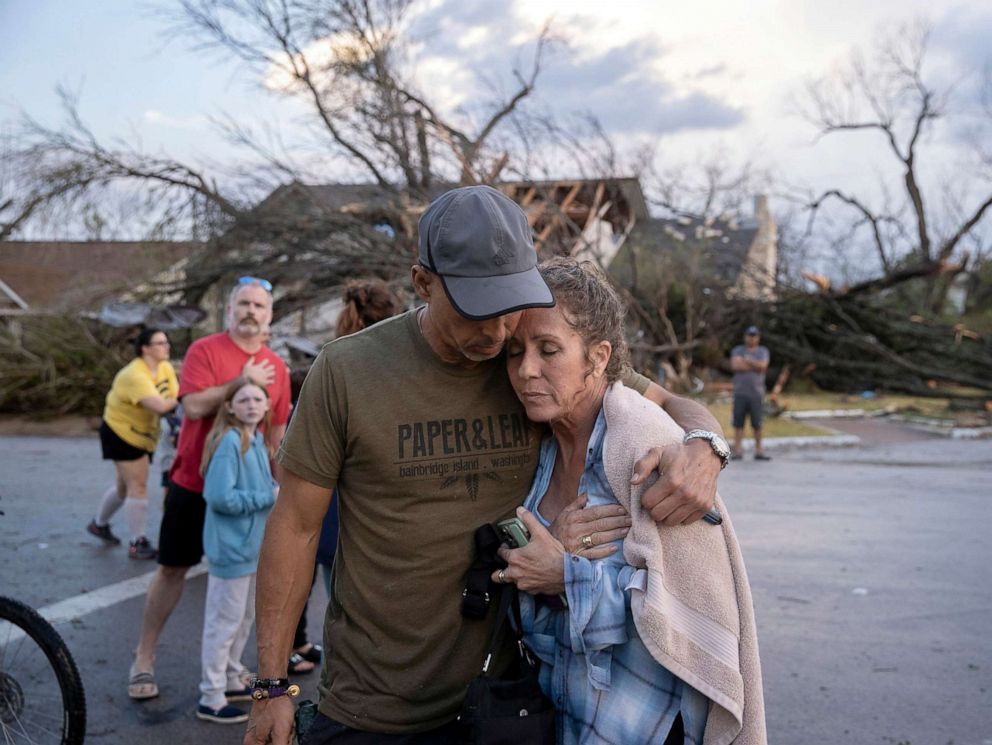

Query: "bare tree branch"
<box><xmin>808</xmin><ymin>189</ymin><xmax>893</xmax><ymax>272</ymax></box>
<box><xmin>798</xmin><ymin>20</ymin><xmax>990</xmax><ymax>310</ymax></box>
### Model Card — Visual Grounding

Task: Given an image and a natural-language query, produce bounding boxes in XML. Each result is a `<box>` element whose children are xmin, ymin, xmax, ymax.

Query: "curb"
<box><xmin>738</xmin><ymin>434</ymin><xmax>861</xmax><ymax>452</ymax></box>
<box><xmin>888</xmin><ymin>415</ymin><xmax>991</xmax><ymax>439</ymax></box>
<box><xmin>782</xmin><ymin>408</ymin><xmax>882</xmax><ymax>420</ymax></box>
<box><xmin>950</xmin><ymin>426</ymin><xmax>992</xmax><ymax>440</ymax></box>
<box><xmin>781</xmin><ymin>410</ymin><xmax>990</xmax><ymax>439</ymax></box>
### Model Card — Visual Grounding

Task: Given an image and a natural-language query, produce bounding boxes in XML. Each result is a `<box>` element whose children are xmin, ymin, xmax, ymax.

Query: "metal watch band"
<box><xmin>683</xmin><ymin>429</ymin><xmax>731</xmax><ymax>470</ymax></box>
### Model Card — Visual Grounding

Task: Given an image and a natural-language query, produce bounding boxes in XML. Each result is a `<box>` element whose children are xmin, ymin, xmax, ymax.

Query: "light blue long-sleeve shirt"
<box><xmin>520</xmin><ymin>409</ymin><xmax>709</xmax><ymax>744</ymax></box>
<box><xmin>202</xmin><ymin>428</ymin><xmax>275</xmax><ymax>578</ymax></box>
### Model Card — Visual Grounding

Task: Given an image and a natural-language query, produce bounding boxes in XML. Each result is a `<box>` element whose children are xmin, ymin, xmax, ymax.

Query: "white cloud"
<box><xmin>142</xmin><ymin>110</ymin><xmax>208</xmax><ymax>130</ymax></box>
<box><xmin>261</xmin><ymin>32</ymin><xmax>374</xmax><ymax>93</ymax></box>
<box><xmin>455</xmin><ymin>25</ymin><xmax>491</xmax><ymax>50</ymax></box>
<box><xmin>245</xmin><ymin>0</ymin><xmax>990</xmax><ymax>228</ymax></box>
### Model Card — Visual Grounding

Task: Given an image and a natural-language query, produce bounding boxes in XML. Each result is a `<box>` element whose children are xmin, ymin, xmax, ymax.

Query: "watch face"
<box><xmin>711</xmin><ymin>435</ymin><xmax>730</xmax><ymax>458</ymax></box>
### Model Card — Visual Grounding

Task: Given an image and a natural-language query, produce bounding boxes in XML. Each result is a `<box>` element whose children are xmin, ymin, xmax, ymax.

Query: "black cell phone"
<box><xmin>495</xmin><ymin>516</ymin><xmax>568</xmax><ymax>608</ymax></box>
<box><xmin>495</xmin><ymin>517</ymin><xmax>530</xmax><ymax>548</ymax></box>
<box><xmin>703</xmin><ymin>509</ymin><xmax>723</xmax><ymax>526</ymax></box>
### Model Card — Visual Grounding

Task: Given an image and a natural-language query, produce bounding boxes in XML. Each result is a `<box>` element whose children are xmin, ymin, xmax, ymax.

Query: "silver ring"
<box><xmin>497</xmin><ymin>569</ymin><xmax>507</xmax><ymax>583</ymax></box>
<box><xmin>581</xmin><ymin>535</ymin><xmax>594</xmax><ymax>550</ymax></box>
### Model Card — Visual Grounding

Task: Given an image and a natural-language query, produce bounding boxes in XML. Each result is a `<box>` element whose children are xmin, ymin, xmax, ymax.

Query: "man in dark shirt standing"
<box><xmin>730</xmin><ymin>326</ymin><xmax>771</xmax><ymax>460</ymax></box>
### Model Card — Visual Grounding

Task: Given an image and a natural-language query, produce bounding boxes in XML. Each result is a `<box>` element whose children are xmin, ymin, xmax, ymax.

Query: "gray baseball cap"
<box><xmin>418</xmin><ymin>185</ymin><xmax>555</xmax><ymax>320</ymax></box>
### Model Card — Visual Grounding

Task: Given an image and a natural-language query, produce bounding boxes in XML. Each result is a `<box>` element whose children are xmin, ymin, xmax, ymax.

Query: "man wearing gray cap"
<box><xmin>731</xmin><ymin>325</ymin><xmax>771</xmax><ymax>460</ymax></box>
<box><xmin>245</xmin><ymin>186</ymin><xmax>729</xmax><ymax>744</ymax></box>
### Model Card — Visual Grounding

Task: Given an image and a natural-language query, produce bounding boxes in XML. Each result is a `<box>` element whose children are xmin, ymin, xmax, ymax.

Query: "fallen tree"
<box><xmin>745</xmin><ymin>292</ymin><xmax>992</xmax><ymax>400</ymax></box>
<box><xmin>1</xmin><ymin>315</ymin><xmax>132</xmax><ymax>417</ymax></box>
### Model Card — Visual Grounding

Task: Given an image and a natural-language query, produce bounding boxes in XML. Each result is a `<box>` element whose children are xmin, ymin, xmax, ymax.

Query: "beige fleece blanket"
<box><xmin>602</xmin><ymin>383</ymin><xmax>766</xmax><ymax>745</ymax></box>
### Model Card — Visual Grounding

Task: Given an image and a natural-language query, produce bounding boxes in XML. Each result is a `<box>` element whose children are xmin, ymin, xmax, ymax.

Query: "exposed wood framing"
<box><xmin>497</xmin><ymin>178</ymin><xmax>643</xmax><ymax>258</ymax></box>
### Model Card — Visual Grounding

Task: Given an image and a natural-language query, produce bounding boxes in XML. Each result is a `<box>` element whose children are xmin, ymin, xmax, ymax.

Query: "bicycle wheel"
<box><xmin>0</xmin><ymin>596</ymin><xmax>86</xmax><ymax>744</ymax></box>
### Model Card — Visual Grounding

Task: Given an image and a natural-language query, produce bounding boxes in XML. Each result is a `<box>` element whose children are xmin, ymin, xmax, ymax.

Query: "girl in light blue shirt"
<box><xmin>196</xmin><ymin>377</ymin><xmax>276</xmax><ymax>723</ymax></box>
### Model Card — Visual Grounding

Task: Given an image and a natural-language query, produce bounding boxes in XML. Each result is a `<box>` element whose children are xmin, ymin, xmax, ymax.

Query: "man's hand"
<box><xmin>632</xmin><ymin>439</ymin><xmax>719</xmax><ymax>526</ymax></box>
<box><xmin>494</xmin><ymin>509</ymin><xmax>566</xmax><ymax>595</ymax></box>
<box><xmin>548</xmin><ymin>494</ymin><xmax>630</xmax><ymax>558</ymax></box>
<box><xmin>244</xmin><ymin>356</ymin><xmax>277</xmax><ymax>387</ymax></box>
<box><xmin>243</xmin><ymin>697</ymin><xmax>294</xmax><ymax>745</ymax></box>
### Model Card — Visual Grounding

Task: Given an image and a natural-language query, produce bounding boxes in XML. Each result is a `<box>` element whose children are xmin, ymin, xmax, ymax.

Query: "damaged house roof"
<box><xmin>0</xmin><ymin>241</ymin><xmax>202</xmax><ymax>312</ymax></box>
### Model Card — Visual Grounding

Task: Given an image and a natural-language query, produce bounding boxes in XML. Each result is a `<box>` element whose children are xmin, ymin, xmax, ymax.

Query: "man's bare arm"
<box><xmin>730</xmin><ymin>355</ymin><xmax>750</xmax><ymax>373</ymax></box>
<box><xmin>244</xmin><ymin>469</ymin><xmax>333</xmax><ymax>745</ymax></box>
<box><xmin>183</xmin><ymin>357</ymin><xmax>280</xmax><ymax>420</ymax></box>
<box><xmin>266</xmin><ymin>424</ymin><xmax>286</xmax><ymax>452</ymax></box>
<box><xmin>633</xmin><ymin>381</ymin><xmax>723</xmax><ymax>525</ymax></box>
<box><xmin>181</xmin><ymin>385</ymin><xmax>228</xmax><ymax>420</ymax></box>
<box><xmin>266</xmin><ymin>424</ymin><xmax>287</xmax><ymax>483</ymax></box>
<box><xmin>641</xmin><ymin>381</ymin><xmax>724</xmax><ymax>436</ymax></box>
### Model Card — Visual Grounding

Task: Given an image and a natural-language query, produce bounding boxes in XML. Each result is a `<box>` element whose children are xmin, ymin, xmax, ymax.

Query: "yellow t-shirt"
<box><xmin>103</xmin><ymin>358</ymin><xmax>179</xmax><ymax>452</ymax></box>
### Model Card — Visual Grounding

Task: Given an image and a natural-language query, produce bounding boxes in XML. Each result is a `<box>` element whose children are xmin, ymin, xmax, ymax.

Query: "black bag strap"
<box><xmin>480</xmin><ymin>584</ymin><xmax>516</xmax><ymax>675</ymax></box>
<box><xmin>462</xmin><ymin>523</ymin><xmax>504</xmax><ymax>619</ymax></box>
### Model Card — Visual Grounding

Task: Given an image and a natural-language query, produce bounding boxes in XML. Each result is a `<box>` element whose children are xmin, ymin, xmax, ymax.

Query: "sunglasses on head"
<box><xmin>238</xmin><ymin>276</ymin><xmax>273</xmax><ymax>292</ymax></box>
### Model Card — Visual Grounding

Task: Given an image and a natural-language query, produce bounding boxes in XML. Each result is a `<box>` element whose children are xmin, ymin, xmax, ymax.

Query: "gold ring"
<box><xmin>581</xmin><ymin>535</ymin><xmax>594</xmax><ymax>550</ymax></box>
<box><xmin>497</xmin><ymin>569</ymin><xmax>507</xmax><ymax>583</ymax></box>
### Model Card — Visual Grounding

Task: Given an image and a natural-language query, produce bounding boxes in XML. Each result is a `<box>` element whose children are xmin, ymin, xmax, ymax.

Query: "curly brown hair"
<box><xmin>538</xmin><ymin>257</ymin><xmax>630</xmax><ymax>383</ymax></box>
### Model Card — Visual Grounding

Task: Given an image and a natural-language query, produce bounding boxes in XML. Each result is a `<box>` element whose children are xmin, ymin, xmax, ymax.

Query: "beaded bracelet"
<box><xmin>249</xmin><ymin>677</ymin><xmax>301</xmax><ymax>701</ymax></box>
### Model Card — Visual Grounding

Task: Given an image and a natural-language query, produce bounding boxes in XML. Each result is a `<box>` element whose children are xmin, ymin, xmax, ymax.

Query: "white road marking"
<box><xmin>1</xmin><ymin>563</ymin><xmax>207</xmax><ymax>646</ymax></box>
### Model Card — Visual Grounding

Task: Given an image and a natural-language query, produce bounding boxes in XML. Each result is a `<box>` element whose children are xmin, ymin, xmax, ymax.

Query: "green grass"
<box><xmin>703</xmin><ymin>401</ymin><xmax>835</xmax><ymax>438</ymax></box>
<box><xmin>698</xmin><ymin>388</ymin><xmax>991</xmax><ymax>438</ymax></box>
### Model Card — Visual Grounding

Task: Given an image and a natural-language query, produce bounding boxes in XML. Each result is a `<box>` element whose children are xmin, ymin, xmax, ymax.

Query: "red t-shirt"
<box><xmin>170</xmin><ymin>332</ymin><xmax>291</xmax><ymax>493</ymax></box>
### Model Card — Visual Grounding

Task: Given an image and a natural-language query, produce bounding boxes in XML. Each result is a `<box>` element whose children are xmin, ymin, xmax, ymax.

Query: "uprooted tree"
<box><xmin>717</xmin><ymin>21</ymin><xmax>992</xmax><ymax>402</ymax></box>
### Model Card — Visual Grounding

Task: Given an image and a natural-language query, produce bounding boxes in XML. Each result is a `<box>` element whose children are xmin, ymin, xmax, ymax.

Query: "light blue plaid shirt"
<box><xmin>519</xmin><ymin>409</ymin><xmax>709</xmax><ymax>744</ymax></box>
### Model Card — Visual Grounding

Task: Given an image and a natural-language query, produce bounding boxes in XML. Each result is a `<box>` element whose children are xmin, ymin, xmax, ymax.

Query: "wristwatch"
<box><xmin>683</xmin><ymin>429</ymin><xmax>732</xmax><ymax>470</ymax></box>
<box><xmin>249</xmin><ymin>677</ymin><xmax>301</xmax><ymax>701</ymax></box>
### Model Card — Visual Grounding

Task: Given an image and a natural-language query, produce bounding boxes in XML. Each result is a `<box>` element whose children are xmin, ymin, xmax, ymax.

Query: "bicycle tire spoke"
<box><xmin>0</xmin><ymin>600</ymin><xmax>83</xmax><ymax>745</ymax></box>
<box><xmin>10</xmin><ymin>709</ymin><xmax>63</xmax><ymax>743</ymax></box>
<box><xmin>0</xmin><ymin>720</ymin><xmax>18</xmax><ymax>745</ymax></box>
<box><xmin>5</xmin><ymin>692</ymin><xmax>66</xmax><ymax>706</ymax></box>
<box><xmin>2</xmin><ymin>634</ymin><xmax>30</xmax><ymax>673</ymax></box>
<box><xmin>16</xmin><ymin>706</ymin><xmax>66</xmax><ymax>724</ymax></box>
<box><xmin>2</xmin><ymin>706</ymin><xmax>47</xmax><ymax>745</ymax></box>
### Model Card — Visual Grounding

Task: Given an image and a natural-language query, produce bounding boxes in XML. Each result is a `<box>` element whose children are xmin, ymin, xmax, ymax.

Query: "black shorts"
<box><xmin>99</xmin><ymin>420</ymin><xmax>154</xmax><ymax>462</ymax></box>
<box><xmin>157</xmin><ymin>481</ymin><xmax>206</xmax><ymax>568</ymax></box>
<box><xmin>732</xmin><ymin>392</ymin><xmax>765</xmax><ymax>430</ymax></box>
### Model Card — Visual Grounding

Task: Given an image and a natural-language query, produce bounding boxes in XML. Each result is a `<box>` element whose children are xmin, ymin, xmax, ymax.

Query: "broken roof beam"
<box><xmin>536</xmin><ymin>182</ymin><xmax>582</xmax><ymax>246</ymax></box>
<box><xmin>583</xmin><ymin>182</ymin><xmax>606</xmax><ymax>231</ymax></box>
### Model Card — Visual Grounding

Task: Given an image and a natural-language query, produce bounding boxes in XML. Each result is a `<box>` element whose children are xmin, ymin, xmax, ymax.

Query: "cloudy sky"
<box><xmin>2</xmin><ymin>0</ymin><xmax>991</xmax><ymax>241</ymax></box>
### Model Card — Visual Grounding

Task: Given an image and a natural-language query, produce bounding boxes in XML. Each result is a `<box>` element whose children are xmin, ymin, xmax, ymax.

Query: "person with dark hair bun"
<box><xmin>87</xmin><ymin>328</ymin><xmax>179</xmax><ymax>560</ymax></box>
<box><xmin>335</xmin><ymin>279</ymin><xmax>401</xmax><ymax>338</ymax></box>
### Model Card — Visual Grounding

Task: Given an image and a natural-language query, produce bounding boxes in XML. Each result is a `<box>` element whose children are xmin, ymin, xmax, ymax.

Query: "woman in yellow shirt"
<box><xmin>87</xmin><ymin>328</ymin><xmax>179</xmax><ymax>559</ymax></box>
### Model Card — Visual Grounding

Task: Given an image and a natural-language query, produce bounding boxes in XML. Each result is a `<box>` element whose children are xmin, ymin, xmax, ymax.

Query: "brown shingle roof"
<box><xmin>0</xmin><ymin>241</ymin><xmax>201</xmax><ymax>311</ymax></box>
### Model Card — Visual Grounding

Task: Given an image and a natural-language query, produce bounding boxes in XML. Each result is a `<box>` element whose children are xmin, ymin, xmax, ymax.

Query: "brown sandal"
<box><xmin>128</xmin><ymin>670</ymin><xmax>159</xmax><ymax>700</ymax></box>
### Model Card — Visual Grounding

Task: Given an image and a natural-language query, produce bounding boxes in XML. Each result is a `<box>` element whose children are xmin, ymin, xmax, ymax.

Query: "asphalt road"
<box><xmin>1</xmin><ymin>422</ymin><xmax>990</xmax><ymax>744</ymax></box>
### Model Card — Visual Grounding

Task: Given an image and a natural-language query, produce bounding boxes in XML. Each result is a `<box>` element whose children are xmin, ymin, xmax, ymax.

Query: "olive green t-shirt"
<box><xmin>277</xmin><ymin>309</ymin><xmax>650</xmax><ymax>733</ymax></box>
